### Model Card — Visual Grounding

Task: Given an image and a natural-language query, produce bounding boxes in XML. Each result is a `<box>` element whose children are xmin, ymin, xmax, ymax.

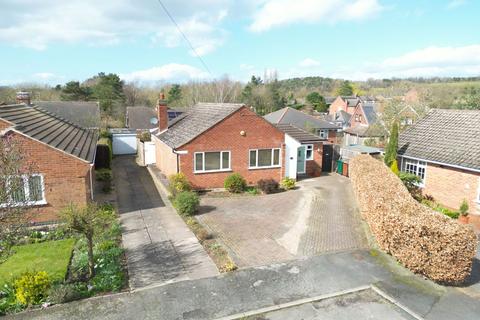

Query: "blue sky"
<box><xmin>1</xmin><ymin>0</ymin><xmax>479</xmax><ymax>85</ymax></box>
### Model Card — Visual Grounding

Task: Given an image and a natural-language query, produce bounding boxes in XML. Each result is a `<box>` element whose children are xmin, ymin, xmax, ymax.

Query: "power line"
<box><xmin>155</xmin><ymin>0</ymin><xmax>213</xmax><ymax>76</ymax></box>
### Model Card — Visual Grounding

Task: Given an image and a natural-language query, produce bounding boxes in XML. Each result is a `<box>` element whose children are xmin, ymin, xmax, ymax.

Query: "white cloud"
<box><xmin>330</xmin><ymin>44</ymin><xmax>480</xmax><ymax>80</ymax></box>
<box><xmin>33</xmin><ymin>72</ymin><xmax>62</xmax><ymax>80</ymax></box>
<box><xmin>120</xmin><ymin>63</ymin><xmax>210</xmax><ymax>83</ymax></box>
<box><xmin>447</xmin><ymin>0</ymin><xmax>466</xmax><ymax>9</ymax></box>
<box><xmin>299</xmin><ymin>58</ymin><xmax>320</xmax><ymax>68</ymax></box>
<box><xmin>249</xmin><ymin>0</ymin><xmax>383</xmax><ymax>32</ymax></box>
<box><xmin>0</xmin><ymin>0</ymin><xmax>231</xmax><ymax>53</ymax></box>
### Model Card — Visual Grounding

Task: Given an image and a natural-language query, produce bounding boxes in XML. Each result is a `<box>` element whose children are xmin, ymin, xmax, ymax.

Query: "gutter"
<box><xmin>399</xmin><ymin>155</ymin><xmax>480</xmax><ymax>174</ymax></box>
<box><xmin>172</xmin><ymin>149</ymin><xmax>188</xmax><ymax>174</ymax></box>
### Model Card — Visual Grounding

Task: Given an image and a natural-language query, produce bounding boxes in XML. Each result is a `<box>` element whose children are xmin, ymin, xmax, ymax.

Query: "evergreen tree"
<box><xmin>336</xmin><ymin>80</ymin><xmax>354</xmax><ymax>96</ymax></box>
<box><xmin>384</xmin><ymin>121</ymin><xmax>399</xmax><ymax>166</ymax></box>
<box><xmin>306</xmin><ymin>92</ymin><xmax>328</xmax><ymax>112</ymax></box>
<box><xmin>167</xmin><ymin>84</ymin><xmax>182</xmax><ymax>105</ymax></box>
<box><xmin>60</xmin><ymin>81</ymin><xmax>92</xmax><ymax>101</ymax></box>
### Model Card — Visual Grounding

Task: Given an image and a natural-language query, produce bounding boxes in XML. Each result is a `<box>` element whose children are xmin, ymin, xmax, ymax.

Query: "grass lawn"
<box><xmin>0</xmin><ymin>238</ymin><xmax>76</xmax><ymax>286</ymax></box>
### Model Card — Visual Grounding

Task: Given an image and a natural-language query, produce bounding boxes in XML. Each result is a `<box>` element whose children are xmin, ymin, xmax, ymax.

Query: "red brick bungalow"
<box><xmin>0</xmin><ymin>103</ymin><xmax>98</xmax><ymax>223</ymax></box>
<box><xmin>398</xmin><ymin>109</ymin><xmax>480</xmax><ymax>215</ymax></box>
<box><xmin>152</xmin><ymin>100</ymin><xmax>288</xmax><ymax>189</ymax></box>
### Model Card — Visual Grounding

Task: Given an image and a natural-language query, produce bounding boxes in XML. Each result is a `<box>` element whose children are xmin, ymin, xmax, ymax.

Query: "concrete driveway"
<box><xmin>113</xmin><ymin>156</ymin><xmax>218</xmax><ymax>290</ymax></box>
<box><xmin>197</xmin><ymin>174</ymin><xmax>367</xmax><ymax>267</ymax></box>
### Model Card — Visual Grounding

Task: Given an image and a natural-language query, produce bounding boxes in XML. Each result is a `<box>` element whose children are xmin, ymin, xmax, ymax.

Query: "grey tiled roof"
<box><xmin>398</xmin><ymin>109</ymin><xmax>480</xmax><ymax>171</ymax></box>
<box><xmin>0</xmin><ymin>104</ymin><xmax>97</xmax><ymax>163</ymax></box>
<box><xmin>126</xmin><ymin>106</ymin><xmax>157</xmax><ymax>130</ymax></box>
<box><xmin>264</xmin><ymin>107</ymin><xmax>338</xmax><ymax>130</ymax></box>
<box><xmin>275</xmin><ymin>124</ymin><xmax>324</xmax><ymax>143</ymax></box>
<box><xmin>344</xmin><ymin>124</ymin><xmax>386</xmax><ymax>137</ymax></box>
<box><xmin>156</xmin><ymin>103</ymin><xmax>245</xmax><ymax>148</ymax></box>
<box><xmin>33</xmin><ymin>101</ymin><xmax>100</xmax><ymax>128</ymax></box>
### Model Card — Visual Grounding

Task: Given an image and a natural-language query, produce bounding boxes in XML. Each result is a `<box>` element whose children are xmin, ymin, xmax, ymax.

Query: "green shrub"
<box><xmin>246</xmin><ymin>187</ymin><xmax>259</xmax><ymax>195</ymax></box>
<box><xmin>459</xmin><ymin>199</ymin><xmax>469</xmax><ymax>216</ymax></box>
<box><xmin>99</xmin><ymin>129</ymin><xmax>112</xmax><ymax>139</ymax></box>
<box><xmin>399</xmin><ymin>172</ymin><xmax>422</xmax><ymax>201</ymax></box>
<box><xmin>280</xmin><ymin>177</ymin><xmax>296</xmax><ymax>190</ymax></box>
<box><xmin>257</xmin><ymin>179</ymin><xmax>279</xmax><ymax>194</ymax></box>
<box><xmin>168</xmin><ymin>173</ymin><xmax>191</xmax><ymax>196</ymax></box>
<box><xmin>390</xmin><ymin>160</ymin><xmax>399</xmax><ymax>176</ymax></box>
<box><xmin>0</xmin><ymin>282</ymin><xmax>22</xmax><ymax>315</ymax></box>
<box><xmin>173</xmin><ymin>191</ymin><xmax>200</xmax><ymax>216</ymax></box>
<box><xmin>14</xmin><ymin>271</ymin><xmax>51</xmax><ymax>306</ymax></box>
<box><xmin>96</xmin><ymin>169</ymin><xmax>112</xmax><ymax>182</ymax></box>
<box><xmin>224</xmin><ymin>173</ymin><xmax>246</xmax><ymax>193</ymax></box>
<box><xmin>136</xmin><ymin>131</ymin><xmax>151</xmax><ymax>142</ymax></box>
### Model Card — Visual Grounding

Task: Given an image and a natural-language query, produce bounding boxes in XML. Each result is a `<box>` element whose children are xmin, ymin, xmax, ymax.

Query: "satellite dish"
<box><xmin>150</xmin><ymin>117</ymin><xmax>158</xmax><ymax>125</ymax></box>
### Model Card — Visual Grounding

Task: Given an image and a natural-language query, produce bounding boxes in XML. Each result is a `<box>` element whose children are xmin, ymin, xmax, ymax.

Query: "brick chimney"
<box><xmin>157</xmin><ymin>93</ymin><xmax>168</xmax><ymax>132</ymax></box>
<box><xmin>16</xmin><ymin>91</ymin><xmax>31</xmax><ymax>105</ymax></box>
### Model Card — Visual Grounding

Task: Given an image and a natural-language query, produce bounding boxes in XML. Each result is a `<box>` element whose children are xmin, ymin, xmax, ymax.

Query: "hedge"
<box><xmin>349</xmin><ymin>155</ymin><xmax>477</xmax><ymax>284</ymax></box>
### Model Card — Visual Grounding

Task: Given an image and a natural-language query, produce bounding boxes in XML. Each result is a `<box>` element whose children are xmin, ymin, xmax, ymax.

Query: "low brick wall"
<box><xmin>350</xmin><ymin>155</ymin><xmax>477</xmax><ymax>284</ymax></box>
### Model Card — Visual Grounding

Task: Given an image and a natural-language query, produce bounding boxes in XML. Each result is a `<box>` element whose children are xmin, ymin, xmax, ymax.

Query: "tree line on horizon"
<box><xmin>1</xmin><ymin>74</ymin><xmax>480</xmax><ymax>127</ymax></box>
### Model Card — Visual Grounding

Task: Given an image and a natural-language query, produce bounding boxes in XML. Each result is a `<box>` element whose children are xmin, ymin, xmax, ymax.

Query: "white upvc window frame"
<box><xmin>0</xmin><ymin>174</ymin><xmax>46</xmax><ymax>207</ymax></box>
<box><xmin>401</xmin><ymin>158</ymin><xmax>427</xmax><ymax>187</ymax></box>
<box><xmin>316</xmin><ymin>129</ymin><xmax>328</xmax><ymax>140</ymax></box>
<box><xmin>305</xmin><ymin>144</ymin><xmax>314</xmax><ymax>160</ymax></box>
<box><xmin>194</xmin><ymin>151</ymin><xmax>231</xmax><ymax>173</ymax></box>
<box><xmin>249</xmin><ymin>148</ymin><xmax>281</xmax><ymax>169</ymax></box>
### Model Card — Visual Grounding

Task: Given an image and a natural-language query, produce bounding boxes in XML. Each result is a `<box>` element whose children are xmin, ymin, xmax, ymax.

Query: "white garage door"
<box><xmin>112</xmin><ymin>133</ymin><xmax>137</xmax><ymax>155</ymax></box>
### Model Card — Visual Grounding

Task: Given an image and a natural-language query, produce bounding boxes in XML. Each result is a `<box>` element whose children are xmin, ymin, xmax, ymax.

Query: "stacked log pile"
<box><xmin>350</xmin><ymin>155</ymin><xmax>477</xmax><ymax>284</ymax></box>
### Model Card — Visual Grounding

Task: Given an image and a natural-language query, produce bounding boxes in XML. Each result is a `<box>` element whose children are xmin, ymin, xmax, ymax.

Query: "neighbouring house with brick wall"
<box><xmin>0</xmin><ymin>101</ymin><xmax>98</xmax><ymax>223</ymax></box>
<box><xmin>398</xmin><ymin>109</ymin><xmax>480</xmax><ymax>215</ymax></box>
<box><xmin>152</xmin><ymin>99</ymin><xmax>287</xmax><ymax>189</ymax></box>
<box><xmin>343</xmin><ymin>103</ymin><xmax>386</xmax><ymax>147</ymax></box>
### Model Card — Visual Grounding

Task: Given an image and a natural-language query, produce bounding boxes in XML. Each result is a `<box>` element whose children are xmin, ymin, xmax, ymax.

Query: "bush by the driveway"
<box><xmin>257</xmin><ymin>179</ymin><xmax>279</xmax><ymax>194</ymax></box>
<box><xmin>224</xmin><ymin>173</ymin><xmax>246</xmax><ymax>193</ymax></box>
<box><xmin>350</xmin><ymin>155</ymin><xmax>477</xmax><ymax>284</ymax></box>
<box><xmin>173</xmin><ymin>191</ymin><xmax>200</xmax><ymax>216</ymax></box>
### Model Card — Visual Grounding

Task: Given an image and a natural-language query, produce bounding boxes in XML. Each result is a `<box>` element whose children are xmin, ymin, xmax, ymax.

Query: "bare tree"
<box><xmin>123</xmin><ymin>81</ymin><xmax>141</xmax><ymax>106</ymax></box>
<box><xmin>0</xmin><ymin>134</ymin><xmax>36</xmax><ymax>251</ymax></box>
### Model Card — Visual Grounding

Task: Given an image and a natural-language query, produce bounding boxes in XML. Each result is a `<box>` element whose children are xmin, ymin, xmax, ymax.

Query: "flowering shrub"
<box><xmin>224</xmin><ymin>173</ymin><xmax>246</xmax><ymax>193</ymax></box>
<box><xmin>168</xmin><ymin>173</ymin><xmax>191</xmax><ymax>196</ymax></box>
<box><xmin>14</xmin><ymin>271</ymin><xmax>51</xmax><ymax>306</ymax></box>
<box><xmin>280</xmin><ymin>177</ymin><xmax>296</xmax><ymax>190</ymax></box>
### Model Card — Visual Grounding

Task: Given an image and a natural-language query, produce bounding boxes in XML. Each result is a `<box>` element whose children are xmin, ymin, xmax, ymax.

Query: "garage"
<box><xmin>111</xmin><ymin>129</ymin><xmax>137</xmax><ymax>155</ymax></box>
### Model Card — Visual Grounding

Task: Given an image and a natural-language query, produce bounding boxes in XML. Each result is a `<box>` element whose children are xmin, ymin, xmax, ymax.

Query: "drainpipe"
<box><xmin>89</xmin><ymin>164</ymin><xmax>94</xmax><ymax>200</ymax></box>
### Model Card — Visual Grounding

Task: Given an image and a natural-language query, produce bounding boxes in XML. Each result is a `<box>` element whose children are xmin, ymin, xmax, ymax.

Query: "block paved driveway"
<box><xmin>197</xmin><ymin>174</ymin><xmax>367</xmax><ymax>267</ymax></box>
<box><xmin>113</xmin><ymin>156</ymin><xmax>218</xmax><ymax>290</ymax></box>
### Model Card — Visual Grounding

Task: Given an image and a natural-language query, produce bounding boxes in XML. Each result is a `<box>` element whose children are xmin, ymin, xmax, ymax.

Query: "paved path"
<box><xmin>9</xmin><ymin>249</ymin><xmax>480</xmax><ymax>320</ymax></box>
<box><xmin>197</xmin><ymin>174</ymin><xmax>367</xmax><ymax>267</ymax></box>
<box><xmin>113</xmin><ymin>156</ymin><xmax>218</xmax><ymax>290</ymax></box>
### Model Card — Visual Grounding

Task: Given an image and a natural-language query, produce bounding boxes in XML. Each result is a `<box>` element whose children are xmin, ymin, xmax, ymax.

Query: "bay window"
<box><xmin>194</xmin><ymin>151</ymin><xmax>231</xmax><ymax>173</ymax></box>
<box><xmin>249</xmin><ymin>148</ymin><xmax>281</xmax><ymax>169</ymax></box>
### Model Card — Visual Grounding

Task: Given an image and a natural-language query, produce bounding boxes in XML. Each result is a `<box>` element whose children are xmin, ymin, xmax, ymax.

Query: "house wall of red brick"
<box><xmin>0</xmin><ymin>119</ymin><xmax>12</xmax><ymax>131</ymax></box>
<box><xmin>5</xmin><ymin>132</ymin><xmax>92</xmax><ymax>223</ymax></box>
<box><xmin>305</xmin><ymin>142</ymin><xmax>323</xmax><ymax>177</ymax></box>
<box><xmin>177</xmin><ymin>107</ymin><xmax>285</xmax><ymax>189</ymax></box>
<box><xmin>328</xmin><ymin>97</ymin><xmax>347</xmax><ymax>115</ymax></box>
<box><xmin>349</xmin><ymin>105</ymin><xmax>368</xmax><ymax>127</ymax></box>
<box><xmin>327</xmin><ymin>130</ymin><xmax>337</xmax><ymax>144</ymax></box>
<box><xmin>424</xmin><ymin>163</ymin><xmax>480</xmax><ymax>215</ymax></box>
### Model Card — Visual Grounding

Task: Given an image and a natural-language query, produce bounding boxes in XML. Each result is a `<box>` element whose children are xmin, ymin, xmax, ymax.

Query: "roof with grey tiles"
<box><xmin>275</xmin><ymin>124</ymin><xmax>324</xmax><ymax>143</ymax></box>
<box><xmin>398</xmin><ymin>109</ymin><xmax>480</xmax><ymax>171</ymax></box>
<box><xmin>0</xmin><ymin>104</ymin><xmax>97</xmax><ymax>163</ymax></box>
<box><xmin>344</xmin><ymin>123</ymin><xmax>386</xmax><ymax>137</ymax></box>
<box><xmin>34</xmin><ymin>101</ymin><xmax>100</xmax><ymax>128</ymax></box>
<box><xmin>155</xmin><ymin>103</ymin><xmax>245</xmax><ymax>148</ymax></box>
<box><xmin>264</xmin><ymin>107</ymin><xmax>338</xmax><ymax>130</ymax></box>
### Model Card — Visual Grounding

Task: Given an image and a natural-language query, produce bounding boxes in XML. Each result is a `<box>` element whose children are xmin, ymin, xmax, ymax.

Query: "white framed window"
<box><xmin>402</xmin><ymin>158</ymin><xmax>427</xmax><ymax>187</ymax></box>
<box><xmin>194</xmin><ymin>151</ymin><xmax>231</xmax><ymax>173</ymax></box>
<box><xmin>316</xmin><ymin>129</ymin><xmax>328</xmax><ymax>140</ymax></box>
<box><xmin>0</xmin><ymin>174</ymin><xmax>46</xmax><ymax>207</ymax></box>
<box><xmin>249</xmin><ymin>148</ymin><xmax>281</xmax><ymax>169</ymax></box>
<box><xmin>305</xmin><ymin>144</ymin><xmax>314</xmax><ymax>160</ymax></box>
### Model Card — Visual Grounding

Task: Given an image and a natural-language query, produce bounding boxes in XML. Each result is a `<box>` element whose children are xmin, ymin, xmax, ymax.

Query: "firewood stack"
<box><xmin>350</xmin><ymin>154</ymin><xmax>477</xmax><ymax>284</ymax></box>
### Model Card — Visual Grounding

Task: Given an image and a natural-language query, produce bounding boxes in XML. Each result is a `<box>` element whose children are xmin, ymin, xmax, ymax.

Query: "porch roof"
<box><xmin>275</xmin><ymin>124</ymin><xmax>324</xmax><ymax>143</ymax></box>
